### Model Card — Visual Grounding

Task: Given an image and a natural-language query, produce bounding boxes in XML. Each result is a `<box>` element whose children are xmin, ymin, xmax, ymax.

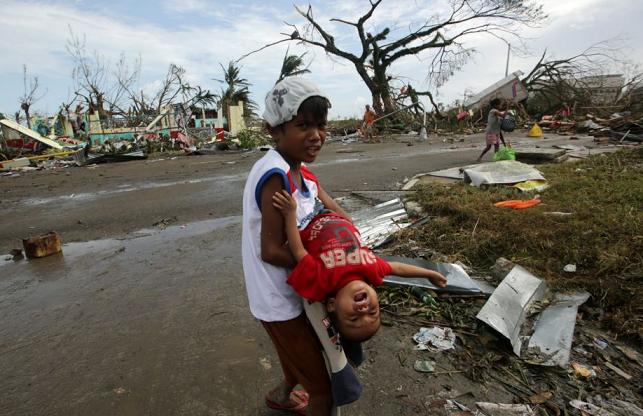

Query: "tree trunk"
<box><xmin>374</xmin><ymin>66</ymin><xmax>396</xmax><ymax>115</ymax></box>
<box><xmin>25</xmin><ymin>108</ymin><xmax>31</xmax><ymax>129</ymax></box>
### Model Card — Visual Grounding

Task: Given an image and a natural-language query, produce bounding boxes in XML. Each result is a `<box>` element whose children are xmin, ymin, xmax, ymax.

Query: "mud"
<box><xmin>0</xmin><ymin>134</ymin><xmax>591</xmax><ymax>415</ymax></box>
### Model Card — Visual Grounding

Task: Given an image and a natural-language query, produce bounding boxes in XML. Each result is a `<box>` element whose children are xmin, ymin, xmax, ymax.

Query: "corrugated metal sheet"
<box><xmin>352</xmin><ymin>198</ymin><xmax>410</xmax><ymax>248</ymax></box>
<box><xmin>476</xmin><ymin>265</ymin><xmax>548</xmax><ymax>356</ymax></box>
<box><xmin>382</xmin><ymin>255</ymin><xmax>484</xmax><ymax>295</ymax></box>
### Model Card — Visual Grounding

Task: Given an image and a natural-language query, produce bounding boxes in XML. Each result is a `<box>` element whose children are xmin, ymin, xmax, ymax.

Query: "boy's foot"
<box><xmin>265</xmin><ymin>384</ymin><xmax>308</xmax><ymax>415</ymax></box>
<box><xmin>476</xmin><ymin>157</ymin><xmax>482</xmax><ymax>162</ymax></box>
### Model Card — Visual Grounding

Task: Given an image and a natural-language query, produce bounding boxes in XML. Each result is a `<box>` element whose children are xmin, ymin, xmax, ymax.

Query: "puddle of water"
<box><xmin>0</xmin><ymin>215</ymin><xmax>241</xmax><ymax>271</ymax></box>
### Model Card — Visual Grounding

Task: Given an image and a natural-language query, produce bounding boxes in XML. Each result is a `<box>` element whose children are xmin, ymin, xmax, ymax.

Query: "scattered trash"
<box><xmin>513</xmin><ymin>180</ymin><xmax>548</xmax><ymax>192</ymax></box>
<box><xmin>493</xmin><ymin>146</ymin><xmax>516</xmax><ymax>161</ymax></box>
<box><xmin>0</xmin><ymin>157</ymin><xmax>31</xmax><ymax>169</ymax></box>
<box><xmin>595</xmin><ymin>398</ymin><xmax>643</xmax><ymax>415</ymax></box>
<box><xmin>527</xmin><ymin>123</ymin><xmax>542</xmax><ymax>138</ymax></box>
<box><xmin>569</xmin><ymin>400</ymin><xmax>613</xmax><ymax>416</ymax></box>
<box><xmin>603</xmin><ymin>361</ymin><xmax>633</xmax><ymax>381</ymax></box>
<box><xmin>513</xmin><ymin>147</ymin><xmax>567</xmax><ymax>163</ymax></box>
<box><xmin>412</xmin><ymin>327</ymin><xmax>456</xmax><ymax>352</ymax></box>
<box><xmin>593</xmin><ymin>338</ymin><xmax>608</xmax><ymax>350</ymax></box>
<box><xmin>83</xmin><ymin>150</ymin><xmax>147</xmax><ymax>165</ymax></box>
<box><xmin>259</xmin><ymin>357</ymin><xmax>272</xmax><ymax>370</ymax></box>
<box><xmin>563</xmin><ymin>264</ymin><xmax>577</xmax><ymax>273</ymax></box>
<box><xmin>527</xmin><ymin>391</ymin><xmax>552</xmax><ymax>405</ymax></box>
<box><xmin>543</xmin><ymin>211</ymin><xmax>572</xmax><ymax>217</ymax></box>
<box><xmin>462</xmin><ymin>161</ymin><xmax>546</xmax><ymax>188</ymax></box>
<box><xmin>22</xmin><ymin>231</ymin><xmax>62</xmax><ymax>259</ymax></box>
<box><xmin>428</xmin><ymin>399</ymin><xmax>473</xmax><ymax>415</ymax></box>
<box><xmin>580</xmin><ymin>120</ymin><xmax>603</xmax><ymax>131</ymax></box>
<box><xmin>571</xmin><ymin>362</ymin><xmax>596</xmax><ymax>378</ymax></box>
<box><xmin>413</xmin><ymin>359</ymin><xmax>436</xmax><ymax>373</ymax></box>
<box><xmin>494</xmin><ymin>198</ymin><xmax>541</xmax><ymax>210</ymax></box>
<box><xmin>409</xmin><ymin>287</ymin><xmax>438</xmax><ymax>307</ymax></box>
<box><xmin>476</xmin><ymin>402</ymin><xmax>535</xmax><ymax>415</ymax></box>
<box><xmin>113</xmin><ymin>387</ymin><xmax>127</xmax><ymax>395</ymax></box>
<box><xmin>615</xmin><ymin>344</ymin><xmax>643</xmax><ymax>366</ymax></box>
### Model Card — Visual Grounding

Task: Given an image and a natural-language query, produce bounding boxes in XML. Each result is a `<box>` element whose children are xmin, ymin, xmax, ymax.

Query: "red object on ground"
<box><xmin>214</xmin><ymin>128</ymin><xmax>225</xmax><ymax>141</ymax></box>
<box><xmin>494</xmin><ymin>199</ymin><xmax>542</xmax><ymax>210</ymax></box>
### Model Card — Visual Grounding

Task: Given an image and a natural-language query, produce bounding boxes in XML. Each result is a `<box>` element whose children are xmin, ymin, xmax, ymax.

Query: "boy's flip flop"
<box><xmin>265</xmin><ymin>389</ymin><xmax>309</xmax><ymax>415</ymax></box>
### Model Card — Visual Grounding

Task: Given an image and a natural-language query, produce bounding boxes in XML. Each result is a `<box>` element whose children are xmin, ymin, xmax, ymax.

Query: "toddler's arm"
<box><xmin>318</xmin><ymin>186</ymin><xmax>352</xmax><ymax>221</ymax></box>
<box><xmin>272</xmin><ymin>190</ymin><xmax>308</xmax><ymax>262</ymax></box>
<box><xmin>387</xmin><ymin>262</ymin><xmax>448</xmax><ymax>288</ymax></box>
<box><xmin>260</xmin><ymin>176</ymin><xmax>296</xmax><ymax>267</ymax></box>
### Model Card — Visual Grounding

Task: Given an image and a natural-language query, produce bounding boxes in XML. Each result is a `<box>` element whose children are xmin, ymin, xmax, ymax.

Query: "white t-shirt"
<box><xmin>241</xmin><ymin>149</ymin><xmax>324</xmax><ymax>322</ymax></box>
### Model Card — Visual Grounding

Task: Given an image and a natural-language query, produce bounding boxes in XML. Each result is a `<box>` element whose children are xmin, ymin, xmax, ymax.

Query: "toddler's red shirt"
<box><xmin>287</xmin><ymin>213</ymin><xmax>392</xmax><ymax>301</ymax></box>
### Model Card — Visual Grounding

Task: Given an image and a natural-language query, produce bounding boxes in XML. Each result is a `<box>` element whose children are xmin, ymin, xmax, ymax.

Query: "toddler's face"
<box><xmin>328</xmin><ymin>280</ymin><xmax>381</xmax><ymax>342</ymax></box>
<box><xmin>272</xmin><ymin>113</ymin><xmax>327</xmax><ymax>164</ymax></box>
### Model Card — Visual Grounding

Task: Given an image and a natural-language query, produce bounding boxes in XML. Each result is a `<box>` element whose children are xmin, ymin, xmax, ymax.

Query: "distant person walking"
<box><xmin>477</xmin><ymin>98</ymin><xmax>507</xmax><ymax>162</ymax></box>
<box><xmin>361</xmin><ymin>105</ymin><xmax>377</xmax><ymax>143</ymax></box>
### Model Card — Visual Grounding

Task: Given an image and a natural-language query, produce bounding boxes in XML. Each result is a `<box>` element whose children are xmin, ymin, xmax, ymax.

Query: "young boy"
<box><xmin>477</xmin><ymin>97</ymin><xmax>507</xmax><ymax>162</ymax></box>
<box><xmin>242</xmin><ymin>77</ymin><xmax>347</xmax><ymax>415</ymax></box>
<box><xmin>272</xmin><ymin>190</ymin><xmax>448</xmax><ymax>342</ymax></box>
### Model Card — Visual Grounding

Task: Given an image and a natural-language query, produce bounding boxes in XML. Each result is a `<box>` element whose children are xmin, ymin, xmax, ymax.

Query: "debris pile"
<box><xmin>537</xmin><ymin>111</ymin><xmax>643</xmax><ymax>144</ymax></box>
<box><xmin>363</xmin><ymin>149</ymin><xmax>642</xmax><ymax>415</ymax></box>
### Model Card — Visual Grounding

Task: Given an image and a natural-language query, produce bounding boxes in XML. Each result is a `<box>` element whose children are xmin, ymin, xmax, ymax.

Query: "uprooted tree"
<box><xmin>259</xmin><ymin>0</ymin><xmax>545</xmax><ymax>115</ymax></box>
<box><xmin>522</xmin><ymin>41</ymin><xmax>643</xmax><ymax>115</ymax></box>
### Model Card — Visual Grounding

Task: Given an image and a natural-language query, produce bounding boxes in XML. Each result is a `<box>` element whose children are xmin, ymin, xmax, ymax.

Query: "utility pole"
<box><xmin>505</xmin><ymin>42</ymin><xmax>511</xmax><ymax>77</ymax></box>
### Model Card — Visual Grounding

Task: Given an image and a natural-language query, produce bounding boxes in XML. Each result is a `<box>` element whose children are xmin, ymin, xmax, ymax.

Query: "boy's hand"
<box><xmin>272</xmin><ymin>190</ymin><xmax>297</xmax><ymax>218</ymax></box>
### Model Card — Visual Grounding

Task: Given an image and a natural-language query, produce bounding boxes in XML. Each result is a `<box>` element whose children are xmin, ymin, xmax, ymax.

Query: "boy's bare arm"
<box><xmin>260</xmin><ymin>176</ymin><xmax>296</xmax><ymax>268</ymax></box>
<box><xmin>388</xmin><ymin>261</ymin><xmax>448</xmax><ymax>288</ymax></box>
<box><xmin>318</xmin><ymin>186</ymin><xmax>352</xmax><ymax>221</ymax></box>
<box><xmin>272</xmin><ymin>190</ymin><xmax>308</xmax><ymax>262</ymax></box>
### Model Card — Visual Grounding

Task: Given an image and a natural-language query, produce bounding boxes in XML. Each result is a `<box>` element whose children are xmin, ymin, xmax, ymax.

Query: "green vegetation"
<box><xmin>400</xmin><ymin>148</ymin><xmax>642</xmax><ymax>339</ymax></box>
<box><xmin>236</xmin><ymin>129</ymin><xmax>270</xmax><ymax>149</ymax></box>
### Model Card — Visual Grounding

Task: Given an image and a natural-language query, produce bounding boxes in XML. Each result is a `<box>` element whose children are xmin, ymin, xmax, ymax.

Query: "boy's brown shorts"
<box><xmin>262</xmin><ymin>313</ymin><xmax>333</xmax><ymax>414</ymax></box>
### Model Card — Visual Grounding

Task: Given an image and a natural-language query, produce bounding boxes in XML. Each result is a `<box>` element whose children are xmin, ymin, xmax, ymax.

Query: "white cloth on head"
<box><xmin>263</xmin><ymin>77</ymin><xmax>331</xmax><ymax>127</ymax></box>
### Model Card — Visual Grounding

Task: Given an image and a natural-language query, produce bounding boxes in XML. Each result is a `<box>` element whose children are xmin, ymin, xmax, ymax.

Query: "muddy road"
<box><xmin>0</xmin><ymin>135</ymin><xmax>574</xmax><ymax>415</ymax></box>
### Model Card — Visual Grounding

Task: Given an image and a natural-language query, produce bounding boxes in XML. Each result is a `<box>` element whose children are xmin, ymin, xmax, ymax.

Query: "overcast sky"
<box><xmin>1</xmin><ymin>0</ymin><xmax>641</xmax><ymax>120</ymax></box>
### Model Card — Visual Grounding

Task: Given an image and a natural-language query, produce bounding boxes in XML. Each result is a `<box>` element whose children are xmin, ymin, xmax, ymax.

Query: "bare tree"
<box><xmin>118</xmin><ymin>63</ymin><xmax>217</xmax><ymax>125</ymax></box>
<box><xmin>250</xmin><ymin>0</ymin><xmax>544</xmax><ymax>114</ymax></box>
<box><xmin>18</xmin><ymin>65</ymin><xmax>46</xmax><ymax>129</ymax></box>
<box><xmin>66</xmin><ymin>28</ymin><xmax>138</xmax><ymax>118</ymax></box>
